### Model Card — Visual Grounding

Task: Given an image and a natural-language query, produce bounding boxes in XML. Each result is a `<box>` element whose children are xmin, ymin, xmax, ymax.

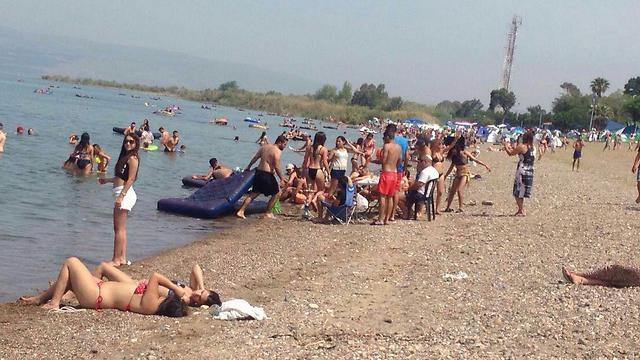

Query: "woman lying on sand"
<box><xmin>19</xmin><ymin>257</ymin><xmax>195</xmax><ymax>316</ymax></box>
<box><xmin>562</xmin><ymin>265</ymin><xmax>640</xmax><ymax>288</ymax></box>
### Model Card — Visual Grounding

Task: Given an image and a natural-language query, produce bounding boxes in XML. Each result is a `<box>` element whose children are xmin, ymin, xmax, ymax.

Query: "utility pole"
<box><xmin>500</xmin><ymin>15</ymin><xmax>522</xmax><ymax>91</ymax></box>
<box><xmin>588</xmin><ymin>94</ymin><xmax>596</xmax><ymax>130</ymax></box>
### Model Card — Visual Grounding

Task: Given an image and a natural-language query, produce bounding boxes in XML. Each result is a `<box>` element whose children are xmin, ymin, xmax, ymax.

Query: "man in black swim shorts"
<box><xmin>236</xmin><ymin>135</ymin><xmax>288</xmax><ymax>219</ymax></box>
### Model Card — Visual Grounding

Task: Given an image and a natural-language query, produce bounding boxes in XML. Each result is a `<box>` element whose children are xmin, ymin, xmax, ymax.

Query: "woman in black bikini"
<box><xmin>99</xmin><ymin>134</ymin><xmax>140</xmax><ymax>266</ymax></box>
<box><xmin>443</xmin><ymin>136</ymin><xmax>490</xmax><ymax>213</ymax></box>
<box><xmin>63</xmin><ymin>132</ymin><xmax>93</xmax><ymax>175</ymax></box>
<box><xmin>304</xmin><ymin>132</ymin><xmax>329</xmax><ymax>193</ymax></box>
<box><xmin>430</xmin><ymin>138</ymin><xmax>446</xmax><ymax>214</ymax></box>
<box><xmin>19</xmin><ymin>257</ymin><xmax>190</xmax><ymax>316</ymax></box>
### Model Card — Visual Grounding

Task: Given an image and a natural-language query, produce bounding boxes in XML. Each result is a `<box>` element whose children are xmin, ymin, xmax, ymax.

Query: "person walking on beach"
<box><xmin>0</xmin><ymin>122</ymin><xmax>6</xmax><ymax>153</ymax></box>
<box><xmin>98</xmin><ymin>134</ymin><xmax>140</xmax><ymax>266</ymax></box>
<box><xmin>371</xmin><ymin>131</ymin><xmax>401</xmax><ymax>225</ymax></box>
<box><xmin>502</xmin><ymin>131</ymin><xmax>535</xmax><ymax>216</ymax></box>
<box><xmin>632</xmin><ymin>144</ymin><xmax>640</xmax><ymax>204</ymax></box>
<box><xmin>572</xmin><ymin>137</ymin><xmax>584</xmax><ymax>171</ymax></box>
<box><xmin>603</xmin><ymin>132</ymin><xmax>612</xmax><ymax>151</ymax></box>
<box><xmin>236</xmin><ymin>135</ymin><xmax>288</xmax><ymax>219</ymax></box>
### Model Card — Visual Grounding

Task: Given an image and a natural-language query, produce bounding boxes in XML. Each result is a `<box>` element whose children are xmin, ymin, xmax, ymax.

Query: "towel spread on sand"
<box><xmin>210</xmin><ymin>299</ymin><xmax>267</xmax><ymax>321</ymax></box>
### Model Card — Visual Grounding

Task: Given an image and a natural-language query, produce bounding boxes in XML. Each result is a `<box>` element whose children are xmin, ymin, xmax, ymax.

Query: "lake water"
<box><xmin>0</xmin><ymin>75</ymin><xmax>364</xmax><ymax>302</ymax></box>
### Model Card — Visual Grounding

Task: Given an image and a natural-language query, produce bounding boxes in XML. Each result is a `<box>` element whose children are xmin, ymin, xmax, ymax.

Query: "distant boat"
<box><xmin>244</xmin><ymin>117</ymin><xmax>261</xmax><ymax>123</ymax></box>
<box><xmin>249</xmin><ymin>124</ymin><xmax>267</xmax><ymax>129</ymax></box>
<box><xmin>211</xmin><ymin>118</ymin><xmax>228</xmax><ymax>125</ymax></box>
<box><xmin>34</xmin><ymin>87</ymin><xmax>52</xmax><ymax>94</ymax></box>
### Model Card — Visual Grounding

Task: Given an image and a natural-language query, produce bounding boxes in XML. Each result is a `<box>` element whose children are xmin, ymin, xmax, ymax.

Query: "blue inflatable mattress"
<box><xmin>158</xmin><ymin>170</ymin><xmax>255</xmax><ymax>218</ymax></box>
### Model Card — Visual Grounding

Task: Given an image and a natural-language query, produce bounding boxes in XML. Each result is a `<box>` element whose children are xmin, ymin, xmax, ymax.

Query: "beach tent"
<box><xmin>615</xmin><ymin>124</ymin><xmax>639</xmax><ymax>142</ymax></box>
<box><xmin>403</xmin><ymin>117</ymin><xmax>426</xmax><ymax>125</ymax></box>
<box><xmin>604</xmin><ymin>119</ymin><xmax>625</xmax><ymax>132</ymax></box>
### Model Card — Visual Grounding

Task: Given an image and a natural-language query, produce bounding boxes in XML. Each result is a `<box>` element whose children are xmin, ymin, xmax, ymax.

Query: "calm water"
<box><xmin>0</xmin><ymin>76</ymin><xmax>363</xmax><ymax>301</ymax></box>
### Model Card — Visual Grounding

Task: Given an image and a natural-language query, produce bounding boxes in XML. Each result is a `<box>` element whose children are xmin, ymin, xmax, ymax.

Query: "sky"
<box><xmin>1</xmin><ymin>0</ymin><xmax>639</xmax><ymax>110</ymax></box>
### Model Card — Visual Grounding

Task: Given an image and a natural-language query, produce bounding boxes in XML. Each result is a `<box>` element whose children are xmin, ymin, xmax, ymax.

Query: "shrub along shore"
<box><xmin>41</xmin><ymin>75</ymin><xmax>439</xmax><ymax>125</ymax></box>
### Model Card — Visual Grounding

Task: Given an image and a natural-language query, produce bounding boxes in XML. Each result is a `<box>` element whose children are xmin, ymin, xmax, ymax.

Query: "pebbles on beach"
<box><xmin>2</xmin><ymin>149</ymin><xmax>640</xmax><ymax>358</ymax></box>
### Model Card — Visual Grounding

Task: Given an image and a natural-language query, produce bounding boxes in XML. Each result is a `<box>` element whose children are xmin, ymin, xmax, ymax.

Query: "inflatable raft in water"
<box><xmin>158</xmin><ymin>170</ymin><xmax>256</xmax><ymax>218</ymax></box>
<box><xmin>112</xmin><ymin>127</ymin><xmax>162</xmax><ymax>140</ymax></box>
<box><xmin>181</xmin><ymin>176</ymin><xmax>208</xmax><ymax>188</ymax></box>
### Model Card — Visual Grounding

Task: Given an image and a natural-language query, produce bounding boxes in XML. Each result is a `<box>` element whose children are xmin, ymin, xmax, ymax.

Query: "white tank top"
<box><xmin>332</xmin><ymin>148</ymin><xmax>349</xmax><ymax>170</ymax></box>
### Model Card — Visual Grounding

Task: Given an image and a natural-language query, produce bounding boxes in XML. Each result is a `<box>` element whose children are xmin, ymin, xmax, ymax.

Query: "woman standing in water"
<box><xmin>63</xmin><ymin>132</ymin><xmax>94</xmax><ymax>175</ymax></box>
<box><xmin>99</xmin><ymin>134</ymin><xmax>140</xmax><ymax>266</ymax></box>
<box><xmin>502</xmin><ymin>131</ymin><xmax>535</xmax><ymax>216</ymax></box>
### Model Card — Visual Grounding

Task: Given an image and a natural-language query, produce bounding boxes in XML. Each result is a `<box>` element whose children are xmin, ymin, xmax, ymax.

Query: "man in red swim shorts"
<box><xmin>372</xmin><ymin>131</ymin><xmax>401</xmax><ymax>225</ymax></box>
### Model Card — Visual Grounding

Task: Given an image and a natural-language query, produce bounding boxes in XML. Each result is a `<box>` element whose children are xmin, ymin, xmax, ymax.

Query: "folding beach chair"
<box><xmin>322</xmin><ymin>184</ymin><xmax>356</xmax><ymax>225</ymax></box>
<box><xmin>412</xmin><ymin>178</ymin><xmax>437</xmax><ymax>221</ymax></box>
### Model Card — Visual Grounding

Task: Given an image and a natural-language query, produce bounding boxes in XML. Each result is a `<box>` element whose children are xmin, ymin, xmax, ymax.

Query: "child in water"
<box><xmin>93</xmin><ymin>144</ymin><xmax>111</xmax><ymax>173</ymax></box>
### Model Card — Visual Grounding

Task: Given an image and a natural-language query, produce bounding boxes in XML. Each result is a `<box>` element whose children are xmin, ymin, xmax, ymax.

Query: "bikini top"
<box><xmin>451</xmin><ymin>152</ymin><xmax>468</xmax><ymax>166</ymax></box>
<box><xmin>432</xmin><ymin>154</ymin><xmax>443</xmax><ymax>164</ymax></box>
<box><xmin>116</xmin><ymin>159</ymin><xmax>130</xmax><ymax>181</ymax></box>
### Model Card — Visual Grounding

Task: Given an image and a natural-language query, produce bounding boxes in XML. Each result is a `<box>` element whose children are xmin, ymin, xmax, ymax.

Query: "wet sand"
<box><xmin>2</xmin><ymin>145</ymin><xmax>640</xmax><ymax>359</ymax></box>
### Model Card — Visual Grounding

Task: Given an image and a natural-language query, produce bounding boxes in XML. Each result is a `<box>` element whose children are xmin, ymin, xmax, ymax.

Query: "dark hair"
<box><xmin>275</xmin><ymin>135</ymin><xmax>288</xmax><ymax>144</ymax></box>
<box><xmin>204</xmin><ymin>290</ymin><xmax>222</xmax><ymax>306</ymax></box>
<box><xmin>115</xmin><ymin>134</ymin><xmax>140</xmax><ymax>180</ymax></box>
<box><xmin>385</xmin><ymin>123</ymin><xmax>398</xmax><ymax>135</ymax></box>
<box><xmin>336</xmin><ymin>135</ymin><xmax>347</xmax><ymax>146</ymax></box>
<box><xmin>522</xmin><ymin>131</ymin><xmax>534</xmax><ymax>145</ymax></box>
<box><xmin>313</xmin><ymin>132</ymin><xmax>326</xmax><ymax>156</ymax></box>
<box><xmin>447</xmin><ymin>137</ymin><xmax>466</xmax><ymax>159</ymax></box>
<box><xmin>155</xmin><ymin>291</ymin><xmax>189</xmax><ymax>317</ymax></box>
<box><xmin>209</xmin><ymin>158</ymin><xmax>218</xmax><ymax>167</ymax></box>
<box><xmin>260</xmin><ymin>131</ymin><xmax>267</xmax><ymax>137</ymax></box>
<box><xmin>356</xmin><ymin>138</ymin><xmax>364</xmax><ymax>146</ymax></box>
<box><xmin>74</xmin><ymin>132</ymin><xmax>91</xmax><ymax>152</ymax></box>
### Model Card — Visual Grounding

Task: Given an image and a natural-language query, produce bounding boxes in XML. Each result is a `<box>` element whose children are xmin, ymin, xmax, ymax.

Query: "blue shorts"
<box><xmin>330</xmin><ymin>169</ymin><xmax>346</xmax><ymax>180</ymax></box>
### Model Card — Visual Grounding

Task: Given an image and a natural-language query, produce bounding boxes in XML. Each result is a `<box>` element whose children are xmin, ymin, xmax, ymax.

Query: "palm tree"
<box><xmin>590</xmin><ymin>77</ymin><xmax>610</xmax><ymax>98</ymax></box>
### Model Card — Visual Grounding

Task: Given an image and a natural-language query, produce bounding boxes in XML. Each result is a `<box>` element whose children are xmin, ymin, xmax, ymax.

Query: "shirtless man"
<box><xmin>164</xmin><ymin>130</ymin><xmax>180</xmax><ymax>152</ymax></box>
<box><xmin>192</xmin><ymin>158</ymin><xmax>233</xmax><ymax>181</ymax></box>
<box><xmin>0</xmin><ymin>122</ymin><xmax>5</xmax><ymax>153</ymax></box>
<box><xmin>371</xmin><ymin>131</ymin><xmax>401</xmax><ymax>225</ymax></box>
<box><xmin>236</xmin><ymin>135</ymin><xmax>288</xmax><ymax>219</ymax></box>
<box><xmin>572</xmin><ymin>137</ymin><xmax>585</xmax><ymax>171</ymax></box>
<box><xmin>159</xmin><ymin>127</ymin><xmax>169</xmax><ymax>148</ymax></box>
<box><xmin>123</xmin><ymin>122</ymin><xmax>136</xmax><ymax>136</ymax></box>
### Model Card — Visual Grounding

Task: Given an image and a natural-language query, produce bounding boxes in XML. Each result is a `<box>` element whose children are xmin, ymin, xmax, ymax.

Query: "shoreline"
<box><xmin>2</xmin><ymin>149</ymin><xmax>640</xmax><ymax>358</ymax></box>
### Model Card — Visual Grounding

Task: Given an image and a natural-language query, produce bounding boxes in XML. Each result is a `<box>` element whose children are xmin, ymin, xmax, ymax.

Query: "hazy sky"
<box><xmin>1</xmin><ymin>0</ymin><xmax>639</xmax><ymax>110</ymax></box>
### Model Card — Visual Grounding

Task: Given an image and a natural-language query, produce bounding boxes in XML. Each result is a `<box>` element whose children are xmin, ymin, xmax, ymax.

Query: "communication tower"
<box><xmin>500</xmin><ymin>15</ymin><xmax>522</xmax><ymax>91</ymax></box>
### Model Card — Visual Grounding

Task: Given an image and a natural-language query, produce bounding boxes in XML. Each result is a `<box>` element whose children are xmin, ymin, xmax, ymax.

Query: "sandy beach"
<box><xmin>2</xmin><ymin>146</ymin><xmax>640</xmax><ymax>359</ymax></box>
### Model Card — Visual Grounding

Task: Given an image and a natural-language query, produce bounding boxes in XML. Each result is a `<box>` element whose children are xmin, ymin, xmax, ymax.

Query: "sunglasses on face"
<box><xmin>125</xmin><ymin>139</ymin><xmax>135</xmax><ymax>145</ymax></box>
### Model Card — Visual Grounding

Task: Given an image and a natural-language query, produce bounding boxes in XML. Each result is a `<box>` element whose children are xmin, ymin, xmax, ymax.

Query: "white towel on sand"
<box><xmin>210</xmin><ymin>299</ymin><xmax>267</xmax><ymax>321</ymax></box>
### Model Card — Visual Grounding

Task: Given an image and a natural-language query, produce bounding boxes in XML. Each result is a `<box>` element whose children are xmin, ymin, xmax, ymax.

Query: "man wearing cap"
<box><xmin>0</xmin><ymin>122</ymin><xmax>5</xmax><ymax>152</ymax></box>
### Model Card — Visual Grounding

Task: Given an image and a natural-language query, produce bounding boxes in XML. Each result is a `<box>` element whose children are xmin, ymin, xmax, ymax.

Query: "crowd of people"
<box><xmin>10</xmin><ymin>112</ymin><xmax>640</xmax><ymax>316</ymax></box>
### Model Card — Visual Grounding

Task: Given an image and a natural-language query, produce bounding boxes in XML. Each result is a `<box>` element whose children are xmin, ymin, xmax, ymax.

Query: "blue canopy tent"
<box><xmin>604</xmin><ymin>119</ymin><xmax>625</xmax><ymax>132</ymax></box>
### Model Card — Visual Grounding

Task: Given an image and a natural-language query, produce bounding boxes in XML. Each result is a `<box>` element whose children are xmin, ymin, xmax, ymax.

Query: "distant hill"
<box><xmin>0</xmin><ymin>26</ymin><xmax>321</xmax><ymax>94</ymax></box>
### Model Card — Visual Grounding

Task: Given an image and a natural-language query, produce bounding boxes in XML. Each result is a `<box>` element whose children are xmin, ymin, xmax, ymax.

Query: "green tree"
<box><xmin>351</xmin><ymin>83</ymin><xmax>389</xmax><ymax>109</ymax></box>
<box><xmin>590</xmin><ymin>77</ymin><xmax>610</xmax><ymax>97</ymax></box>
<box><xmin>623</xmin><ymin>77</ymin><xmax>640</xmax><ymax>96</ymax></box>
<box><xmin>489</xmin><ymin>88</ymin><xmax>516</xmax><ymax>116</ymax></box>
<box><xmin>385</xmin><ymin>96</ymin><xmax>404</xmax><ymax>111</ymax></box>
<box><xmin>600</xmin><ymin>90</ymin><xmax>628</xmax><ymax>121</ymax></box>
<box><xmin>560</xmin><ymin>82</ymin><xmax>581</xmax><ymax>97</ymax></box>
<box><xmin>592</xmin><ymin>104</ymin><xmax>612</xmax><ymax>129</ymax></box>
<box><xmin>434</xmin><ymin>100</ymin><xmax>461</xmax><ymax>118</ymax></box>
<box><xmin>623</xmin><ymin>96</ymin><xmax>640</xmax><ymax>125</ymax></box>
<box><xmin>314</xmin><ymin>84</ymin><xmax>338</xmax><ymax>102</ymax></box>
<box><xmin>454</xmin><ymin>99</ymin><xmax>483</xmax><ymax>118</ymax></box>
<box><xmin>551</xmin><ymin>94</ymin><xmax>590</xmax><ymax>130</ymax></box>
<box><xmin>218</xmin><ymin>81</ymin><xmax>239</xmax><ymax>92</ymax></box>
<box><xmin>337</xmin><ymin>81</ymin><xmax>352</xmax><ymax>103</ymax></box>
